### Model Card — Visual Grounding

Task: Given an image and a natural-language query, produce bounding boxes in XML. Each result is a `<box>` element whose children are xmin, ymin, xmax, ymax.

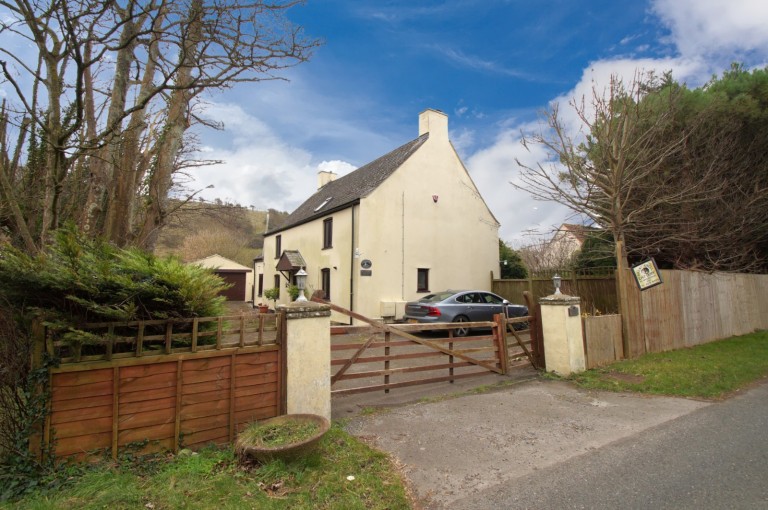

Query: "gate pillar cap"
<box><xmin>278</xmin><ymin>301</ymin><xmax>331</xmax><ymax>319</ymax></box>
<box><xmin>539</xmin><ymin>294</ymin><xmax>580</xmax><ymax>305</ymax></box>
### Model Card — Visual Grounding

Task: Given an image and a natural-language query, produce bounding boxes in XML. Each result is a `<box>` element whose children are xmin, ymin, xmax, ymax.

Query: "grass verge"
<box><xmin>3</xmin><ymin>424</ymin><xmax>411</xmax><ymax>510</ymax></box>
<box><xmin>569</xmin><ymin>330</ymin><xmax>768</xmax><ymax>399</ymax></box>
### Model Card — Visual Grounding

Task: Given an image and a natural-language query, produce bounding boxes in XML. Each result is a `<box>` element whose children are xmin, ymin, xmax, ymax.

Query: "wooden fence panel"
<box><xmin>493</xmin><ymin>274</ymin><xmax>618</xmax><ymax>316</ymax></box>
<box><xmin>44</xmin><ymin>314</ymin><xmax>283</xmax><ymax>461</ymax></box>
<box><xmin>681</xmin><ymin>270</ymin><xmax>713</xmax><ymax>347</ymax></box>
<box><xmin>641</xmin><ymin>271</ymin><xmax>685</xmax><ymax>352</ymax></box>
<box><xmin>617</xmin><ymin>270</ymin><xmax>768</xmax><ymax>357</ymax></box>
<box><xmin>583</xmin><ymin>315</ymin><xmax>622</xmax><ymax>368</ymax></box>
<box><xmin>619</xmin><ymin>268</ymin><xmax>646</xmax><ymax>358</ymax></box>
<box><xmin>574</xmin><ymin>277</ymin><xmax>619</xmax><ymax>314</ymax></box>
<box><xmin>492</xmin><ymin>280</ymin><xmax>529</xmax><ymax>306</ymax></box>
<box><xmin>48</xmin><ymin>347</ymin><xmax>281</xmax><ymax>460</ymax></box>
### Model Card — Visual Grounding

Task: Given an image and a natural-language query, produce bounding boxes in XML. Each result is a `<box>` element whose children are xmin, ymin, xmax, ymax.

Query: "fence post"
<box><xmin>279</xmin><ymin>301</ymin><xmax>332</xmax><ymax>420</ymax></box>
<box><xmin>523</xmin><ymin>291</ymin><xmax>544</xmax><ymax>369</ymax></box>
<box><xmin>494</xmin><ymin>314</ymin><xmax>509</xmax><ymax>374</ymax></box>
<box><xmin>29</xmin><ymin>318</ymin><xmax>46</xmax><ymax>461</ymax></box>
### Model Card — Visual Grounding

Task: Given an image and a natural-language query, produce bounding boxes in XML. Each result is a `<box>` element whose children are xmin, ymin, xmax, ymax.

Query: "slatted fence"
<box><xmin>493</xmin><ymin>272</ymin><xmax>617</xmax><ymax>315</ymax></box>
<box><xmin>35</xmin><ymin>313</ymin><xmax>284</xmax><ymax>460</ymax></box>
<box><xmin>619</xmin><ymin>270</ymin><xmax>768</xmax><ymax>357</ymax></box>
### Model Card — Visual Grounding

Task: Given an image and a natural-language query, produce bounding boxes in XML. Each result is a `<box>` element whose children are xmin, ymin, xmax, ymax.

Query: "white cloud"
<box><xmin>187</xmin><ymin>102</ymin><xmax>350</xmax><ymax>212</ymax></box>
<box><xmin>184</xmin><ymin>0</ymin><xmax>768</xmax><ymax>246</ymax></box>
<box><xmin>466</xmin><ymin>126</ymin><xmax>573</xmax><ymax>243</ymax></box>
<box><xmin>467</xmin><ymin>0</ymin><xmax>768</xmax><ymax>243</ymax></box>
<box><xmin>652</xmin><ymin>0</ymin><xmax>768</xmax><ymax>58</ymax></box>
<box><xmin>317</xmin><ymin>160</ymin><xmax>356</xmax><ymax>175</ymax></box>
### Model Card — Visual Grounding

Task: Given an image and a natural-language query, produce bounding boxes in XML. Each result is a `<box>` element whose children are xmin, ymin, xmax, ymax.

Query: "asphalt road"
<box><xmin>339</xmin><ymin>374</ymin><xmax>768</xmax><ymax>510</ymax></box>
<box><xmin>451</xmin><ymin>381</ymin><xmax>768</xmax><ymax>510</ymax></box>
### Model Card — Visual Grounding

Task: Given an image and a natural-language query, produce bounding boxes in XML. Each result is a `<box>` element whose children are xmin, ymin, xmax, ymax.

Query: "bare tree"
<box><xmin>513</xmin><ymin>71</ymin><xmax>766</xmax><ymax>273</ymax></box>
<box><xmin>517</xmin><ymin>236</ymin><xmax>577</xmax><ymax>274</ymax></box>
<box><xmin>0</xmin><ymin>0</ymin><xmax>319</xmax><ymax>252</ymax></box>
<box><xmin>513</xmin><ymin>73</ymin><xmax>705</xmax><ymax>267</ymax></box>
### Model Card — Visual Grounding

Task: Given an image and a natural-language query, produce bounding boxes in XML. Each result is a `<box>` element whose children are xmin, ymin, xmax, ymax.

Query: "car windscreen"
<box><xmin>420</xmin><ymin>291</ymin><xmax>456</xmax><ymax>303</ymax></box>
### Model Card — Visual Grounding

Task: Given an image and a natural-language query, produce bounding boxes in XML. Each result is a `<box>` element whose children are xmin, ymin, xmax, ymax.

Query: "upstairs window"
<box><xmin>275</xmin><ymin>235</ymin><xmax>281</xmax><ymax>259</ymax></box>
<box><xmin>417</xmin><ymin>268</ymin><xmax>430</xmax><ymax>293</ymax></box>
<box><xmin>323</xmin><ymin>218</ymin><xmax>333</xmax><ymax>249</ymax></box>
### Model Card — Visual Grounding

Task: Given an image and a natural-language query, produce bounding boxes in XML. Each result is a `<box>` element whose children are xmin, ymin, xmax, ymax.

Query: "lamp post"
<box><xmin>552</xmin><ymin>273</ymin><xmax>562</xmax><ymax>295</ymax></box>
<box><xmin>295</xmin><ymin>267</ymin><xmax>308</xmax><ymax>302</ymax></box>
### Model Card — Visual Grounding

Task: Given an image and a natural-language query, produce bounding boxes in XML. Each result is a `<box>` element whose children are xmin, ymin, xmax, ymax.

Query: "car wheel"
<box><xmin>453</xmin><ymin>315</ymin><xmax>470</xmax><ymax>337</ymax></box>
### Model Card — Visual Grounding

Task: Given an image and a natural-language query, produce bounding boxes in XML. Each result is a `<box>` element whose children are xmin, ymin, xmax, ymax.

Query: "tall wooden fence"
<box><xmin>500</xmin><ymin>270</ymin><xmax>767</xmax><ymax>368</ymax></box>
<box><xmin>35</xmin><ymin>313</ymin><xmax>283</xmax><ymax>461</ymax></box>
<box><xmin>493</xmin><ymin>272</ymin><xmax>617</xmax><ymax>315</ymax></box>
<box><xmin>619</xmin><ymin>270</ymin><xmax>768</xmax><ymax>358</ymax></box>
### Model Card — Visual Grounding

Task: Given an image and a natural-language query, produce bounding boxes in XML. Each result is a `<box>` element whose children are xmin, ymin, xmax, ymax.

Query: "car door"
<box><xmin>476</xmin><ymin>292</ymin><xmax>504</xmax><ymax>321</ymax></box>
<box><xmin>453</xmin><ymin>292</ymin><xmax>478</xmax><ymax>321</ymax></box>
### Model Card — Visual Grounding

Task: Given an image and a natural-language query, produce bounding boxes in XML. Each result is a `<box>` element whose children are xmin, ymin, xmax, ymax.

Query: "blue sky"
<box><xmin>4</xmin><ymin>1</ymin><xmax>766</xmax><ymax>245</ymax></box>
<box><xmin>190</xmin><ymin>0</ymin><xmax>768</xmax><ymax>244</ymax></box>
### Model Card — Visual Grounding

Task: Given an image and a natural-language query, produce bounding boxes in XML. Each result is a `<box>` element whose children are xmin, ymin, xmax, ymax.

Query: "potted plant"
<box><xmin>263</xmin><ymin>287</ymin><xmax>280</xmax><ymax>309</ymax></box>
<box><xmin>256</xmin><ymin>302</ymin><xmax>269</xmax><ymax>313</ymax></box>
<box><xmin>236</xmin><ymin>414</ymin><xmax>330</xmax><ymax>463</ymax></box>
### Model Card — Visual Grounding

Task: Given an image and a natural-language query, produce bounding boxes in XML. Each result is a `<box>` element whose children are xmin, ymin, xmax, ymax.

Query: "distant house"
<box><xmin>538</xmin><ymin>224</ymin><xmax>598</xmax><ymax>270</ymax></box>
<box><xmin>191</xmin><ymin>254</ymin><xmax>254</xmax><ymax>302</ymax></box>
<box><xmin>552</xmin><ymin>224</ymin><xmax>592</xmax><ymax>256</ymax></box>
<box><xmin>258</xmin><ymin>109</ymin><xmax>500</xmax><ymax>323</ymax></box>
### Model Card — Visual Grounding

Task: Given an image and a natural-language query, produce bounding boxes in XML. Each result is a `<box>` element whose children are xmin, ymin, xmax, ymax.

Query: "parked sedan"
<box><xmin>403</xmin><ymin>290</ymin><xmax>528</xmax><ymax>337</ymax></box>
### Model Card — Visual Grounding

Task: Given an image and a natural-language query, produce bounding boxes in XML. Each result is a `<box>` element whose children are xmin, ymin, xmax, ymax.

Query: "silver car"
<box><xmin>403</xmin><ymin>290</ymin><xmax>528</xmax><ymax>337</ymax></box>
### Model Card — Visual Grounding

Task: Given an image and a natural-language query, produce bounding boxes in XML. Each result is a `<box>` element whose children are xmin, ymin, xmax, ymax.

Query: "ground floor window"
<box><xmin>417</xmin><ymin>268</ymin><xmax>429</xmax><ymax>293</ymax></box>
<box><xmin>273</xmin><ymin>274</ymin><xmax>280</xmax><ymax>296</ymax></box>
<box><xmin>321</xmin><ymin>268</ymin><xmax>331</xmax><ymax>300</ymax></box>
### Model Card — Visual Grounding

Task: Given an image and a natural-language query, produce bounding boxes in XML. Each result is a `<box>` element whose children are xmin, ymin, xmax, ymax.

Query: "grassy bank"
<box><xmin>570</xmin><ymin>330</ymin><xmax>768</xmax><ymax>399</ymax></box>
<box><xmin>4</xmin><ymin>424</ymin><xmax>411</xmax><ymax>509</ymax></box>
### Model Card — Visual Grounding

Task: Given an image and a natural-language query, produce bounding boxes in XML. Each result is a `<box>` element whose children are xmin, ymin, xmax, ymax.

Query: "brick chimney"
<box><xmin>318</xmin><ymin>170</ymin><xmax>336</xmax><ymax>189</ymax></box>
<box><xmin>418</xmin><ymin>108</ymin><xmax>448</xmax><ymax>140</ymax></box>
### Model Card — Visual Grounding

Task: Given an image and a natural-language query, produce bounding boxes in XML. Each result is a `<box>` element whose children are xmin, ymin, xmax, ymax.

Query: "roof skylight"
<box><xmin>314</xmin><ymin>197</ymin><xmax>332</xmax><ymax>212</ymax></box>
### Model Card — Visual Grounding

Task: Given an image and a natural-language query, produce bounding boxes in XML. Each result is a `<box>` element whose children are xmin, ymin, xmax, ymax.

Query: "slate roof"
<box><xmin>557</xmin><ymin>224</ymin><xmax>600</xmax><ymax>244</ymax></box>
<box><xmin>267</xmin><ymin>133</ymin><xmax>429</xmax><ymax>235</ymax></box>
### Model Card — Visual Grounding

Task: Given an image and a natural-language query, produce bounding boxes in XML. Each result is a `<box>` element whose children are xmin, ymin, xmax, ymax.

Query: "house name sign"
<box><xmin>631</xmin><ymin>258</ymin><xmax>663</xmax><ymax>291</ymax></box>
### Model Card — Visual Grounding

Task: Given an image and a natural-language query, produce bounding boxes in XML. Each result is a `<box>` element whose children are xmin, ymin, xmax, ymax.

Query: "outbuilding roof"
<box><xmin>267</xmin><ymin>133</ymin><xmax>429</xmax><ymax>235</ymax></box>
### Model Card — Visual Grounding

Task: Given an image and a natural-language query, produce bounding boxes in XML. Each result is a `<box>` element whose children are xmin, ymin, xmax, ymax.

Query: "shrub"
<box><xmin>0</xmin><ymin>302</ymin><xmax>56</xmax><ymax>501</ymax></box>
<box><xmin>264</xmin><ymin>287</ymin><xmax>280</xmax><ymax>306</ymax></box>
<box><xmin>0</xmin><ymin>226</ymin><xmax>229</xmax><ymax>499</ymax></box>
<box><xmin>0</xmin><ymin>225</ymin><xmax>227</xmax><ymax>326</ymax></box>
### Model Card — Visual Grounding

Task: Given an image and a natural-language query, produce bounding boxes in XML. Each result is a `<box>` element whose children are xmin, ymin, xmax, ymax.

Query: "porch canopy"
<box><xmin>276</xmin><ymin>250</ymin><xmax>307</xmax><ymax>283</ymax></box>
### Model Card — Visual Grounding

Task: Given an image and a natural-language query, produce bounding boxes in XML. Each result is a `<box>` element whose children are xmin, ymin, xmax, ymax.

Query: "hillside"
<box><xmin>153</xmin><ymin>201</ymin><xmax>290</xmax><ymax>266</ymax></box>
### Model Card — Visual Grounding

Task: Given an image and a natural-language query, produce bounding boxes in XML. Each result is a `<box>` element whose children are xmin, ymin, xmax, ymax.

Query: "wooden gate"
<box><xmin>313</xmin><ymin>295</ymin><xmax>539</xmax><ymax>395</ymax></box>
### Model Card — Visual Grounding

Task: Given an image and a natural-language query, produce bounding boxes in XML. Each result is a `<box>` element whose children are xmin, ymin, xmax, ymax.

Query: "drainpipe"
<box><xmin>349</xmin><ymin>204</ymin><xmax>355</xmax><ymax>325</ymax></box>
<box><xmin>401</xmin><ymin>191</ymin><xmax>405</xmax><ymax>300</ymax></box>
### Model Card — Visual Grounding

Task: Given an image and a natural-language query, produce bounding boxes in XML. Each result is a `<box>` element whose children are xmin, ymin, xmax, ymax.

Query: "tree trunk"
<box><xmin>136</xmin><ymin>0</ymin><xmax>203</xmax><ymax>249</ymax></box>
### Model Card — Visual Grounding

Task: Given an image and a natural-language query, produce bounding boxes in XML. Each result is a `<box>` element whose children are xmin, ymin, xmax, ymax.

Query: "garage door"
<box><xmin>215</xmin><ymin>270</ymin><xmax>247</xmax><ymax>301</ymax></box>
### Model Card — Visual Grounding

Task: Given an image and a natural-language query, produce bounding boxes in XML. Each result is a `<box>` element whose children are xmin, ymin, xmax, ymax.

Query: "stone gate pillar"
<box><xmin>279</xmin><ymin>301</ymin><xmax>331</xmax><ymax>420</ymax></box>
<box><xmin>539</xmin><ymin>293</ymin><xmax>585</xmax><ymax>376</ymax></box>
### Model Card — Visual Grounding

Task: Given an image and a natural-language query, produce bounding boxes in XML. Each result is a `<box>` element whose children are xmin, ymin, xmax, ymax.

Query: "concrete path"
<box><xmin>336</xmin><ymin>371</ymin><xmax>711</xmax><ymax>509</ymax></box>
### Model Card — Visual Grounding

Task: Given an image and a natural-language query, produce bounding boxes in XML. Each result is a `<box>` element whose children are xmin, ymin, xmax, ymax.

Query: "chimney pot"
<box><xmin>418</xmin><ymin>108</ymin><xmax>448</xmax><ymax>139</ymax></box>
<box><xmin>318</xmin><ymin>170</ymin><xmax>336</xmax><ymax>189</ymax></box>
